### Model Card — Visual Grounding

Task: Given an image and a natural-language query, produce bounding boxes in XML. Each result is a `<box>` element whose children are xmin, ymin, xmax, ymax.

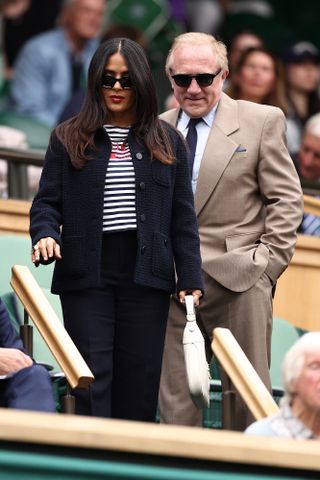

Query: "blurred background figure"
<box><xmin>1</xmin><ymin>0</ymin><xmax>63</xmax><ymax>80</ymax></box>
<box><xmin>163</xmin><ymin>92</ymin><xmax>179</xmax><ymax>111</ymax></box>
<box><xmin>8</xmin><ymin>0</ymin><xmax>106</xmax><ymax>127</ymax></box>
<box><xmin>226</xmin><ymin>46</ymin><xmax>287</xmax><ymax>113</ymax></box>
<box><xmin>0</xmin><ymin>296</ymin><xmax>56</xmax><ymax>412</ymax></box>
<box><xmin>227</xmin><ymin>29</ymin><xmax>264</xmax><ymax>74</ymax></box>
<box><xmin>281</xmin><ymin>41</ymin><xmax>320</xmax><ymax>158</ymax></box>
<box><xmin>185</xmin><ymin>0</ymin><xmax>224</xmax><ymax>36</ymax></box>
<box><xmin>295</xmin><ymin>113</ymin><xmax>320</xmax><ymax>236</ymax></box>
<box><xmin>224</xmin><ymin>29</ymin><xmax>264</xmax><ymax>90</ymax></box>
<box><xmin>246</xmin><ymin>332</ymin><xmax>320</xmax><ymax>438</ymax></box>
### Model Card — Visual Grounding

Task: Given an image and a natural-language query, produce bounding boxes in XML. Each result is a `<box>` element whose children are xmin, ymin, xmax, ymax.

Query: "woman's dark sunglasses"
<box><xmin>171</xmin><ymin>70</ymin><xmax>221</xmax><ymax>88</ymax></box>
<box><xmin>102</xmin><ymin>74</ymin><xmax>132</xmax><ymax>89</ymax></box>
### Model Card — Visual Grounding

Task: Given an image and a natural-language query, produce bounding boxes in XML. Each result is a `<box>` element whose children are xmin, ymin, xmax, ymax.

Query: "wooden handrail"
<box><xmin>0</xmin><ymin>198</ymin><xmax>30</xmax><ymax>234</ymax></box>
<box><xmin>1</xmin><ymin>409</ymin><xmax>320</xmax><ymax>472</ymax></box>
<box><xmin>212</xmin><ymin>327</ymin><xmax>278</xmax><ymax>420</ymax></box>
<box><xmin>304</xmin><ymin>194</ymin><xmax>320</xmax><ymax>215</ymax></box>
<box><xmin>10</xmin><ymin>265</ymin><xmax>94</xmax><ymax>389</ymax></box>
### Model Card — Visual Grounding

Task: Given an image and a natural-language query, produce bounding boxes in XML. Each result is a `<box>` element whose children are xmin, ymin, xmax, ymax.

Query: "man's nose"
<box><xmin>187</xmin><ymin>78</ymin><xmax>201</xmax><ymax>93</ymax></box>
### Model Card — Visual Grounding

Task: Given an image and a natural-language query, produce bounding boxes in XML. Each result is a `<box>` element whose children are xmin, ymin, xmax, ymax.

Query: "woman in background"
<box><xmin>226</xmin><ymin>47</ymin><xmax>287</xmax><ymax>113</ymax></box>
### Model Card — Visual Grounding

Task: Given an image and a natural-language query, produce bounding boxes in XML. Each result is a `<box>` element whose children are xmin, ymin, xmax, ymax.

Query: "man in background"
<box><xmin>9</xmin><ymin>0</ymin><xmax>106</xmax><ymax>126</ymax></box>
<box><xmin>296</xmin><ymin>113</ymin><xmax>320</xmax><ymax>236</ymax></box>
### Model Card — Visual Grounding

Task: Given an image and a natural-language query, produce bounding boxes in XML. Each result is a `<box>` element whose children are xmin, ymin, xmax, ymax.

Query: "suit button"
<box><xmin>139</xmin><ymin>182</ymin><xmax>145</xmax><ymax>191</ymax></box>
<box><xmin>140</xmin><ymin>214</ymin><xmax>146</xmax><ymax>223</ymax></box>
<box><xmin>164</xmin><ymin>238</ymin><xmax>168</xmax><ymax>246</ymax></box>
<box><xmin>136</xmin><ymin>152</ymin><xmax>143</xmax><ymax>160</ymax></box>
<box><xmin>141</xmin><ymin>245</ymin><xmax>146</xmax><ymax>254</ymax></box>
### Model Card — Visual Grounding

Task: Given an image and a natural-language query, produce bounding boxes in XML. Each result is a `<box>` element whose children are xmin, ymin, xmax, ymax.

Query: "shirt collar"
<box><xmin>179</xmin><ymin>103</ymin><xmax>218</xmax><ymax>131</ymax></box>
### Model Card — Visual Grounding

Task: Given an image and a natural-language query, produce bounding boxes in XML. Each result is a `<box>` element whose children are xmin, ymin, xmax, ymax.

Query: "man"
<box><xmin>246</xmin><ymin>332</ymin><xmax>320</xmax><ymax>438</ymax></box>
<box><xmin>9</xmin><ymin>0</ymin><xmax>106</xmax><ymax>127</ymax></box>
<box><xmin>159</xmin><ymin>32</ymin><xmax>303</xmax><ymax>430</ymax></box>
<box><xmin>0</xmin><ymin>297</ymin><xmax>55</xmax><ymax>411</ymax></box>
<box><xmin>296</xmin><ymin>113</ymin><xmax>320</xmax><ymax>236</ymax></box>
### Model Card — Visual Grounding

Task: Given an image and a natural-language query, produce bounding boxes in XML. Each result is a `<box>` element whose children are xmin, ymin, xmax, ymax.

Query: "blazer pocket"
<box><xmin>152</xmin><ymin>232</ymin><xmax>175</xmax><ymax>280</ymax></box>
<box><xmin>226</xmin><ymin>231</ymin><xmax>264</xmax><ymax>251</ymax></box>
<box><xmin>151</xmin><ymin>161</ymin><xmax>171</xmax><ymax>187</ymax></box>
<box><xmin>60</xmin><ymin>235</ymin><xmax>85</xmax><ymax>278</ymax></box>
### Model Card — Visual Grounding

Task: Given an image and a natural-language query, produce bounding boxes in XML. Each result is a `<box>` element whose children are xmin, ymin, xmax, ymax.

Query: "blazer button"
<box><xmin>139</xmin><ymin>181</ymin><xmax>145</xmax><ymax>191</ymax></box>
<box><xmin>140</xmin><ymin>214</ymin><xmax>146</xmax><ymax>223</ymax></box>
<box><xmin>141</xmin><ymin>245</ymin><xmax>146</xmax><ymax>254</ymax></box>
<box><xmin>164</xmin><ymin>238</ymin><xmax>168</xmax><ymax>246</ymax></box>
<box><xmin>136</xmin><ymin>152</ymin><xmax>143</xmax><ymax>160</ymax></box>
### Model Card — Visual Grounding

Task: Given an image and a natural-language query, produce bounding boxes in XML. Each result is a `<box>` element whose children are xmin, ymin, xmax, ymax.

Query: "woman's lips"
<box><xmin>110</xmin><ymin>95</ymin><xmax>124</xmax><ymax>103</ymax></box>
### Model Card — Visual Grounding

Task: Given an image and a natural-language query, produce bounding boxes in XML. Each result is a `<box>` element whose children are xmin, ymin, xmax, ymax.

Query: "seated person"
<box><xmin>295</xmin><ymin>113</ymin><xmax>320</xmax><ymax>236</ymax></box>
<box><xmin>245</xmin><ymin>332</ymin><xmax>320</xmax><ymax>438</ymax></box>
<box><xmin>0</xmin><ymin>297</ymin><xmax>55</xmax><ymax>411</ymax></box>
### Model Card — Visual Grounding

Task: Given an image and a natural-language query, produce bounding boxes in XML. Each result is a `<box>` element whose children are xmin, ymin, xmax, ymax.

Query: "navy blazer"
<box><xmin>0</xmin><ymin>299</ymin><xmax>24</xmax><ymax>351</ymax></box>
<box><xmin>30</xmin><ymin>122</ymin><xmax>204</xmax><ymax>295</ymax></box>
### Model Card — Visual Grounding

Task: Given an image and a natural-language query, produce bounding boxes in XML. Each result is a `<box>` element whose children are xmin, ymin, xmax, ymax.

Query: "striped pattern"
<box><xmin>103</xmin><ymin>125</ymin><xmax>137</xmax><ymax>232</ymax></box>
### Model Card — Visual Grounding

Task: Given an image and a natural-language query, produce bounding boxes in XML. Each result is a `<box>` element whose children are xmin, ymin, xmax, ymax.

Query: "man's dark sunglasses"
<box><xmin>171</xmin><ymin>70</ymin><xmax>222</xmax><ymax>88</ymax></box>
<box><xmin>102</xmin><ymin>74</ymin><xmax>132</xmax><ymax>89</ymax></box>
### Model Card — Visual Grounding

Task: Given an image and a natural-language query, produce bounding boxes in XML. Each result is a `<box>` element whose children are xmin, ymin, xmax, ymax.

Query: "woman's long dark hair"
<box><xmin>55</xmin><ymin>37</ymin><xmax>174</xmax><ymax>168</ymax></box>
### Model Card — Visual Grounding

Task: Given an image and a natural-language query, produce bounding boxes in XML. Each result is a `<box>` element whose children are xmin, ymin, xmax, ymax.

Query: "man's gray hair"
<box><xmin>282</xmin><ymin>331</ymin><xmax>320</xmax><ymax>402</ymax></box>
<box><xmin>304</xmin><ymin>113</ymin><xmax>320</xmax><ymax>138</ymax></box>
<box><xmin>165</xmin><ymin>32</ymin><xmax>229</xmax><ymax>76</ymax></box>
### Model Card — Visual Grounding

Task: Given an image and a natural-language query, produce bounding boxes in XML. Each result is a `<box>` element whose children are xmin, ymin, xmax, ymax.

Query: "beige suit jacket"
<box><xmin>160</xmin><ymin>92</ymin><xmax>303</xmax><ymax>292</ymax></box>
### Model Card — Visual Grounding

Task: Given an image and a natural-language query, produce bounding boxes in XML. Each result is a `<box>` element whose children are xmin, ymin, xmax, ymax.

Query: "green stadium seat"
<box><xmin>0</xmin><ymin>234</ymin><xmax>54</xmax><ymax>300</ymax></box>
<box><xmin>270</xmin><ymin>316</ymin><xmax>300</xmax><ymax>390</ymax></box>
<box><xmin>0</xmin><ymin>111</ymin><xmax>51</xmax><ymax>150</ymax></box>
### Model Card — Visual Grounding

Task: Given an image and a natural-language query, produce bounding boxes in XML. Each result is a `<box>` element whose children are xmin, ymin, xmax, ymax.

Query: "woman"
<box><xmin>30</xmin><ymin>38</ymin><xmax>203</xmax><ymax>421</ymax></box>
<box><xmin>226</xmin><ymin>47</ymin><xmax>287</xmax><ymax>113</ymax></box>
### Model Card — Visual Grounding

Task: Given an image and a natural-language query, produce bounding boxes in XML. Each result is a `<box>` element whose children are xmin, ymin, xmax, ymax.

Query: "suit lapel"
<box><xmin>194</xmin><ymin>93</ymin><xmax>240</xmax><ymax>215</ymax></box>
<box><xmin>160</xmin><ymin>95</ymin><xmax>241</xmax><ymax>216</ymax></box>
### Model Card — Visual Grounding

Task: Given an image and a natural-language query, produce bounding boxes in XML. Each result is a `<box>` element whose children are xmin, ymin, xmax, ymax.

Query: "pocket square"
<box><xmin>236</xmin><ymin>145</ymin><xmax>247</xmax><ymax>152</ymax></box>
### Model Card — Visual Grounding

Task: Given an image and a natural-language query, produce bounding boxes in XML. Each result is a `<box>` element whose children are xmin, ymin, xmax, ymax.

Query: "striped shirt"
<box><xmin>103</xmin><ymin>125</ymin><xmax>137</xmax><ymax>232</ymax></box>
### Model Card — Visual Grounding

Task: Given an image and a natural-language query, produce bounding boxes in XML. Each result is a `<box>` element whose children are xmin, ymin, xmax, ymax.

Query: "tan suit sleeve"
<box><xmin>258</xmin><ymin>107</ymin><xmax>303</xmax><ymax>283</ymax></box>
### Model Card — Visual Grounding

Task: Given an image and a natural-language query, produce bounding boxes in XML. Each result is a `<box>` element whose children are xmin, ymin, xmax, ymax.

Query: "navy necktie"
<box><xmin>186</xmin><ymin>117</ymin><xmax>202</xmax><ymax>175</ymax></box>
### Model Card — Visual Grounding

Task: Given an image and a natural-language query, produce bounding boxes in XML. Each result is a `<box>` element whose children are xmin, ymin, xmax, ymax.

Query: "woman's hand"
<box><xmin>178</xmin><ymin>289</ymin><xmax>202</xmax><ymax>306</ymax></box>
<box><xmin>32</xmin><ymin>237</ymin><xmax>62</xmax><ymax>264</ymax></box>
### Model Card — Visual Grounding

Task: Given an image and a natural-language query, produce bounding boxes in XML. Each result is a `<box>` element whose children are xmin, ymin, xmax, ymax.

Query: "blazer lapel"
<box><xmin>194</xmin><ymin>93</ymin><xmax>240</xmax><ymax>215</ymax></box>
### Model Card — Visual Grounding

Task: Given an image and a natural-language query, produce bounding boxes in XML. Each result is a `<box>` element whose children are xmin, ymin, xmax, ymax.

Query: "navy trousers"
<box><xmin>0</xmin><ymin>364</ymin><xmax>56</xmax><ymax>411</ymax></box>
<box><xmin>60</xmin><ymin>231</ymin><xmax>170</xmax><ymax>421</ymax></box>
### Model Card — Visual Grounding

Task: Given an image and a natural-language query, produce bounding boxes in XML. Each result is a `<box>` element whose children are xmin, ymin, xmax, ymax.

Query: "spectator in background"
<box><xmin>186</xmin><ymin>0</ymin><xmax>224</xmax><ymax>35</ymax></box>
<box><xmin>163</xmin><ymin>92</ymin><xmax>180</xmax><ymax>111</ymax></box>
<box><xmin>227</xmin><ymin>30</ymin><xmax>264</xmax><ymax>75</ymax></box>
<box><xmin>295</xmin><ymin>113</ymin><xmax>320</xmax><ymax>236</ymax></box>
<box><xmin>0</xmin><ymin>297</ymin><xmax>55</xmax><ymax>411</ymax></box>
<box><xmin>58</xmin><ymin>24</ymin><xmax>145</xmax><ymax>123</ymax></box>
<box><xmin>1</xmin><ymin>0</ymin><xmax>63</xmax><ymax>79</ymax></box>
<box><xmin>281</xmin><ymin>41</ymin><xmax>320</xmax><ymax>158</ymax></box>
<box><xmin>246</xmin><ymin>332</ymin><xmax>320</xmax><ymax>438</ymax></box>
<box><xmin>9</xmin><ymin>0</ymin><xmax>106</xmax><ymax>127</ymax></box>
<box><xmin>224</xmin><ymin>30</ymin><xmax>264</xmax><ymax>90</ymax></box>
<box><xmin>226</xmin><ymin>47</ymin><xmax>287</xmax><ymax>113</ymax></box>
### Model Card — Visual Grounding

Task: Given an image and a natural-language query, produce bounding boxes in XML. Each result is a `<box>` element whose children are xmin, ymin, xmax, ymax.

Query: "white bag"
<box><xmin>183</xmin><ymin>295</ymin><xmax>210</xmax><ymax>409</ymax></box>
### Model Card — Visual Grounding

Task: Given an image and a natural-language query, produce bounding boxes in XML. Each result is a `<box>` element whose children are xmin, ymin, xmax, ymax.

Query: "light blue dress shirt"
<box><xmin>177</xmin><ymin>105</ymin><xmax>218</xmax><ymax>194</ymax></box>
<box><xmin>10</xmin><ymin>28</ymin><xmax>99</xmax><ymax>127</ymax></box>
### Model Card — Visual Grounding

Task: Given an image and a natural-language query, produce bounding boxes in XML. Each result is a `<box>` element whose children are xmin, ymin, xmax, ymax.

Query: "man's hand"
<box><xmin>0</xmin><ymin>348</ymin><xmax>32</xmax><ymax>376</ymax></box>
